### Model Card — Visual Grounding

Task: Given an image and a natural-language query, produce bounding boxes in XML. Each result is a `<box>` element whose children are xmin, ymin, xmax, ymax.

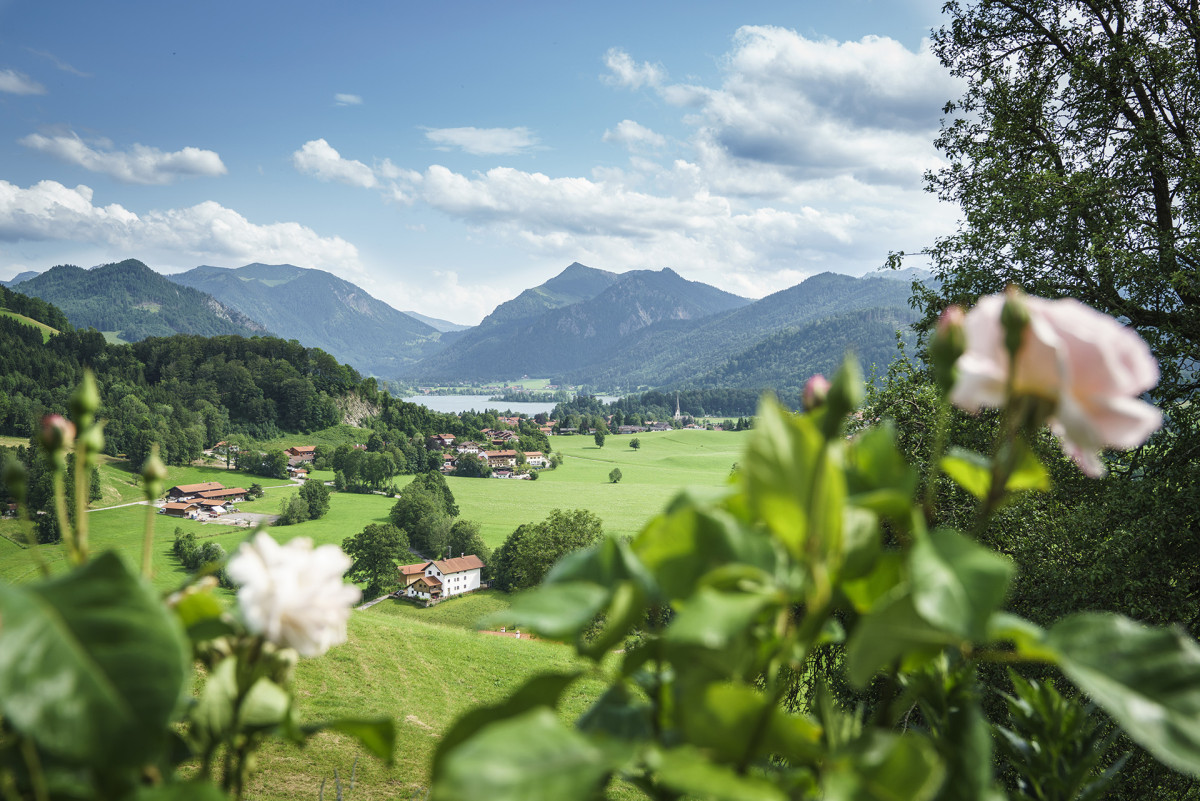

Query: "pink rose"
<box><xmin>950</xmin><ymin>292</ymin><xmax>1162</xmax><ymax>477</ymax></box>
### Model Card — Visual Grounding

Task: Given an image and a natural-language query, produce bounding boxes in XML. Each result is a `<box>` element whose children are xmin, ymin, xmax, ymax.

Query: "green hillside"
<box><xmin>0</xmin><ymin>308</ymin><xmax>57</xmax><ymax>342</ymax></box>
<box><xmin>13</xmin><ymin>260</ymin><xmax>265</xmax><ymax>341</ymax></box>
<box><xmin>169</xmin><ymin>262</ymin><xmax>451</xmax><ymax>379</ymax></box>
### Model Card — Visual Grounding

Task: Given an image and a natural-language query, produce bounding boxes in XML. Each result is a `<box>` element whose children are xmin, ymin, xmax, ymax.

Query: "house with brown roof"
<box><xmin>483</xmin><ymin>450</ymin><xmax>518</xmax><ymax>469</ymax></box>
<box><xmin>523</xmin><ymin>451</ymin><xmax>547</xmax><ymax>468</ymax></box>
<box><xmin>163</xmin><ymin>501</ymin><xmax>201</xmax><ymax>518</ymax></box>
<box><xmin>285</xmin><ymin>446</ymin><xmax>316</xmax><ymax>463</ymax></box>
<box><xmin>430</xmin><ymin>434</ymin><xmax>456</xmax><ymax>450</ymax></box>
<box><xmin>197</xmin><ymin>487</ymin><xmax>247</xmax><ymax>502</ymax></box>
<box><xmin>399</xmin><ymin>555</ymin><xmax>485</xmax><ymax>601</ymax></box>
<box><xmin>167</xmin><ymin>482</ymin><xmax>225</xmax><ymax>501</ymax></box>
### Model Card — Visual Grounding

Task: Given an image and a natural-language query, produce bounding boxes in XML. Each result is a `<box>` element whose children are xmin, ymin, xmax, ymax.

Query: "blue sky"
<box><xmin>0</xmin><ymin>0</ymin><xmax>959</xmax><ymax>324</ymax></box>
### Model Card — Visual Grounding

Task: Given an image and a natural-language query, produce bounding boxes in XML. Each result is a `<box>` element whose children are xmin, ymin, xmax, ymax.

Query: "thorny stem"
<box><xmin>19</xmin><ymin>738</ymin><xmax>48</xmax><ymax>801</ymax></box>
<box><xmin>923</xmin><ymin>397</ymin><xmax>954</xmax><ymax>522</ymax></box>
<box><xmin>16</xmin><ymin>498</ymin><xmax>49</xmax><ymax>577</ymax></box>
<box><xmin>142</xmin><ymin>498</ymin><xmax>157</xmax><ymax>578</ymax></box>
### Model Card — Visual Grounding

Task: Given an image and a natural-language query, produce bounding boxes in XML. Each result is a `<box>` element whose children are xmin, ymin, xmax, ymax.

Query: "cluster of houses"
<box><xmin>429</xmin><ymin>433</ymin><xmax>548</xmax><ymax>479</ymax></box>
<box><xmin>161</xmin><ymin>482</ymin><xmax>248</xmax><ymax>519</ymax></box>
<box><xmin>397</xmin><ymin>554</ymin><xmax>486</xmax><ymax>603</ymax></box>
<box><xmin>285</xmin><ymin>445</ymin><xmax>316</xmax><ymax>479</ymax></box>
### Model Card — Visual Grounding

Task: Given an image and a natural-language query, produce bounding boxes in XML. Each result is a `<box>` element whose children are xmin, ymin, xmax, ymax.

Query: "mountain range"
<box><xmin>168</xmin><ymin>262</ymin><xmax>453</xmax><ymax>377</ymax></box>
<box><xmin>5</xmin><ymin>258</ymin><xmax>927</xmax><ymax>392</ymax></box>
<box><xmin>11</xmin><ymin>260</ymin><xmax>266</xmax><ymax>341</ymax></box>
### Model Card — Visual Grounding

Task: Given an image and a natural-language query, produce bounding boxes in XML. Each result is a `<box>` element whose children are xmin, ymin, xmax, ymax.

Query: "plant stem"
<box><xmin>142</xmin><ymin>498</ymin><xmax>157</xmax><ymax>578</ymax></box>
<box><xmin>50</xmin><ymin>472</ymin><xmax>78</xmax><ymax>565</ymax></box>
<box><xmin>923</xmin><ymin>397</ymin><xmax>953</xmax><ymax>521</ymax></box>
<box><xmin>73</xmin><ymin>445</ymin><xmax>89</xmax><ymax>563</ymax></box>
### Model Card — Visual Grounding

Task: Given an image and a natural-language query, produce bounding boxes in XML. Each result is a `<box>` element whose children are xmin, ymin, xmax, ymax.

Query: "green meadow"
<box><xmin>0</xmin><ymin>427</ymin><xmax>746</xmax><ymax>797</ymax></box>
<box><xmin>0</xmin><ymin>308</ymin><xmax>58</xmax><ymax>342</ymax></box>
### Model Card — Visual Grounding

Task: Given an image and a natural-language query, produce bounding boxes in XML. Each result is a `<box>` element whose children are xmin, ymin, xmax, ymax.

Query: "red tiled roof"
<box><xmin>399</xmin><ymin>563</ymin><xmax>428</xmax><ymax>575</ymax></box>
<box><xmin>163</xmin><ymin>502</ymin><xmax>198</xmax><ymax>511</ymax></box>
<box><xmin>417</xmin><ymin>574</ymin><xmax>443</xmax><ymax>587</ymax></box>
<box><xmin>434</xmin><ymin>555</ymin><xmax>485</xmax><ymax>574</ymax></box>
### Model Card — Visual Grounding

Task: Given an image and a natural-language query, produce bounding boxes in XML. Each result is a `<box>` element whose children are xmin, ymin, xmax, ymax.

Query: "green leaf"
<box><xmin>580</xmin><ymin>580</ymin><xmax>646</xmax><ymax>661</ymax></box>
<box><xmin>0</xmin><ymin>551</ymin><xmax>189</xmax><ymax>767</ymax></box>
<box><xmin>635</xmin><ymin>504</ymin><xmax>778</xmax><ymax>601</ymax></box>
<box><xmin>238</xmin><ymin>676</ymin><xmax>290</xmax><ymax>729</ymax></box>
<box><xmin>301</xmin><ymin>718</ymin><xmax>396</xmax><ymax>765</ymax></box>
<box><xmin>433</xmin><ymin>670</ymin><xmax>581</xmax><ymax>778</ymax></box>
<box><xmin>840</xmin><ymin>553</ymin><xmax>904</xmax><ymax>614</ymax></box>
<box><xmin>845</xmin><ymin>591</ymin><xmax>957</xmax><ymax>687</ymax></box>
<box><xmin>546</xmin><ymin>535</ymin><xmax>657</xmax><ymax>599</ymax></box>
<box><xmin>1047</xmin><ymin>613</ymin><xmax>1200</xmax><ymax>778</ymax></box>
<box><xmin>841</xmin><ymin>506</ymin><xmax>881</xmax><ymax>580</ymax></box>
<box><xmin>190</xmin><ymin>656</ymin><xmax>238</xmax><ymax>745</ymax></box>
<box><xmin>910</xmin><ymin>528</ymin><xmax>1013</xmax><ymax>641</ymax></box>
<box><xmin>481</xmin><ymin>582</ymin><xmax>610</xmax><ymax>640</ymax></box>
<box><xmin>433</xmin><ymin>707</ymin><xmax>609</xmax><ymax>801</ymax></box>
<box><xmin>675</xmin><ymin>680</ymin><xmax>823</xmax><ymax>766</ymax></box>
<box><xmin>1005</xmin><ymin>440</ymin><xmax>1050</xmax><ymax>493</ymax></box>
<box><xmin>822</xmin><ymin>731</ymin><xmax>945</xmax><ymax>801</ymax></box>
<box><xmin>847</xmin><ymin>422</ymin><xmax>918</xmax><ymax>523</ymax></box>
<box><xmin>577</xmin><ymin>682</ymin><xmax>653</xmax><ymax>743</ymax></box>
<box><xmin>654</xmin><ymin>745</ymin><xmax>788</xmax><ymax>801</ymax></box>
<box><xmin>986</xmin><ymin>613</ymin><xmax>1057</xmax><ymax>662</ymax></box>
<box><xmin>939</xmin><ymin>448</ymin><xmax>991</xmax><ymax>500</ymax></box>
<box><xmin>666</xmin><ymin>587</ymin><xmax>772</xmax><ymax>652</ymax></box>
<box><xmin>742</xmin><ymin>397</ymin><xmax>822</xmax><ymax>554</ymax></box>
<box><xmin>127</xmin><ymin>781</ymin><xmax>228</xmax><ymax>801</ymax></box>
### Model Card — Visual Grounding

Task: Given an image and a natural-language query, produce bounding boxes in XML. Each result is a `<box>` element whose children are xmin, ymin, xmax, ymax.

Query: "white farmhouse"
<box><xmin>400</xmin><ymin>555</ymin><xmax>486</xmax><ymax>601</ymax></box>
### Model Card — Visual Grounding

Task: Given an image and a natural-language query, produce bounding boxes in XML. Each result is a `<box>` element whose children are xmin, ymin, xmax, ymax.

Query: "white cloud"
<box><xmin>0</xmin><ymin>68</ymin><xmax>46</xmax><ymax>95</ymax></box>
<box><xmin>27</xmin><ymin>48</ymin><xmax>90</xmax><ymax>78</ymax></box>
<box><xmin>292</xmin><ymin>139</ymin><xmax>378</xmax><ymax>188</ymax></box>
<box><xmin>602</xmin><ymin>48</ymin><xmax>665</xmax><ymax>90</ymax></box>
<box><xmin>603</xmin><ymin>120</ymin><xmax>667</xmax><ymax>151</ymax></box>
<box><xmin>653</xmin><ymin>26</ymin><xmax>960</xmax><ymax>187</ymax></box>
<box><xmin>335</xmin><ymin>93</ymin><xmax>363</xmax><ymax>106</ymax></box>
<box><xmin>20</xmin><ymin>132</ymin><xmax>227</xmax><ymax>185</ymax></box>
<box><xmin>423</xmin><ymin>127</ymin><xmax>540</xmax><ymax>156</ymax></box>
<box><xmin>0</xmin><ymin>179</ymin><xmax>361</xmax><ymax>273</ymax></box>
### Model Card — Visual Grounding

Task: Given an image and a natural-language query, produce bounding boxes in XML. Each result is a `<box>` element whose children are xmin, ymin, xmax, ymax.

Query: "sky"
<box><xmin>0</xmin><ymin>0</ymin><xmax>961</xmax><ymax>325</ymax></box>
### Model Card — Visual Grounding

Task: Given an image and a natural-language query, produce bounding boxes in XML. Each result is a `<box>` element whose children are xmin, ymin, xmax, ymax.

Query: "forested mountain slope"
<box><xmin>555</xmin><ymin>272</ymin><xmax>920</xmax><ymax>388</ymax></box>
<box><xmin>169</xmin><ymin>263</ymin><xmax>450</xmax><ymax>379</ymax></box>
<box><xmin>13</xmin><ymin>260</ymin><xmax>265</xmax><ymax>342</ymax></box>
<box><xmin>407</xmin><ymin>265</ymin><xmax>749</xmax><ymax>380</ymax></box>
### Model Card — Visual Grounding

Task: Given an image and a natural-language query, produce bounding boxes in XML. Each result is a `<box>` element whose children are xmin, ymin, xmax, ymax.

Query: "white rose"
<box><xmin>951</xmin><ymin>292</ymin><xmax>1162</xmax><ymax>477</ymax></box>
<box><xmin>227</xmin><ymin>532</ymin><xmax>361</xmax><ymax>657</ymax></box>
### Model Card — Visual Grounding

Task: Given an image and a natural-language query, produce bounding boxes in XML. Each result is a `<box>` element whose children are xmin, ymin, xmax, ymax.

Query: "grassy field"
<box><xmin>0</xmin><ymin>428</ymin><xmax>746</xmax><ymax>798</ymax></box>
<box><xmin>450</xmin><ymin>429</ymin><xmax>746</xmax><ymax>548</ymax></box>
<box><xmin>0</xmin><ymin>308</ymin><xmax>57</xmax><ymax>342</ymax></box>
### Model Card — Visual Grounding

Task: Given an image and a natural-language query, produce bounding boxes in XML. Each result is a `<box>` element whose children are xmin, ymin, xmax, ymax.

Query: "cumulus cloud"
<box><xmin>0</xmin><ymin>68</ymin><xmax>46</xmax><ymax>95</ymax></box>
<box><xmin>603</xmin><ymin>120</ymin><xmax>667</xmax><ymax>151</ymax></box>
<box><xmin>0</xmin><ymin>179</ymin><xmax>361</xmax><ymax>272</ymax></box>
<box><xmin>292</xmin><ymin>139</ymin><xmax>378</xmax><ymax>188</ymax></box>
<box><xmin>19</xmin><ymin>132</ymin><xmax>227</xmax><ymax>185</ymax></box>
<box><xmin>602</xmin><ymin>48</ymin><xmax>665</xmax><ymax>90</ymax></box>
<box><xmin>423</xmin><ymin>126</ymin><xmax>540</xmax><ymax>156</ymax></box>
<box><xmin>335</xmin><ymin>93</ymin><xmax>363</xmax><ymax>106</ymax></box>
<box><xmin>646</xmin><ymin>26</ymin><xmax>960</xmax><ymax>187</ymax></box>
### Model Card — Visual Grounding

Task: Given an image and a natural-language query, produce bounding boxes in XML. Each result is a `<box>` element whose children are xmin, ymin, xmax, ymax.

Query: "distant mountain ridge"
<box><xmin>168</xmin><ymin>263</ymin><xmax>451</xmax><ymax>378</ymax></box>
<box><xmin>407</xmin><ymin>265</ymin><xmax>750</xmax><ymax>380</ymax></box>
<box><xmin>1</xmin><ymin>271</ymin><xmax>41</xmax><ymax>287</ymax></box>
<box><xmin>12</xmin><ymin>260</ymin><xmax>265</xmax><ymax>341</ymax></box>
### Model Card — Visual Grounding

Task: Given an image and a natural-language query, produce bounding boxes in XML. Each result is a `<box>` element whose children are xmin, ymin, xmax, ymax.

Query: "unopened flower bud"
<box><xmin>931</xmin><ymin>305</ymin><xmax>967</xmax><ymax>394</ymax></box>
<box><xmin>70</xmin><ymin>371</ymin><xmax>101</xmax><ymax>425</ymax></box>
<box><xmin>141</xmin><ymin>446</ymin><xmax>168</xmax><ymax>501</ymax></box>
<box><xmin>802</xmin><ymin>374</ymin><xmax>831</xmax><ymax>411</ymax></box>
<box><xmin>3</xmin><ymin>455</ymin><xmax>27</xmax><ymax>505</ymax></box>
<box><xmin>1000</xmin><ymin>286</ymin><xmax>1031</xmax><ymax>361</ymax></box>
<box><xmin>39</xmin><ymin>414</ymin><xmax>76</xmax><ymax>454</ymax></box>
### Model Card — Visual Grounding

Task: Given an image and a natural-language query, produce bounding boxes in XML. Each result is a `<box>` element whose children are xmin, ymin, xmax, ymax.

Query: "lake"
<box><xmin>401</xmin><ymin>395</ymin><xmax>620</xmax><ymax>416</ymax></box>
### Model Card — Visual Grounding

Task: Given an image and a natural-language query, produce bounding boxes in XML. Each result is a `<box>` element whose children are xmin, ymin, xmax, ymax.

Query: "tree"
<box><xmin>446</xmin><ymin>518</ymin><xmax>491</xmax><ymax>567</ymax></box>
<box><xmin>276</xmin><ymin>494</ymin><xmax>309</xmax><ymax>526</ymax></box>
<box><xmin>299</xmin><ymin>478</ymin><xmax>330</xmax><ymax>519</ymax></box>
<box><xmin>342</xmin><ymin>522</ymin><xmax>408</xmax><ymax>599</ymax></box>
<box><xmin>908</xmin><ymin>0</ymin><xmax>1200</xmax><ymax>404</ymax></box>
<box><xmin>492</xmin><ymin>508</ymin><xmax>604</xmax><ymax>592</ymax></box>
<box><xmin>389</xmin><ymin>477</ymin><xmax>456</xmax><ymax>555</ymax></box>
<box><xmin>247</xmin><ymin>483</ymin><xmax>264</xmax><ymax>500</ymax></box>
<box><xmin>452</xmin><ymin>454</ymin><xmax>492</xmax><ymax>478</ymax></box>
<box><xmin>593</xmin><ymin>430</ymin><xmax>606</xmax><ymax>448</ymax></box>
<box><xmin>608</xmin><ymin>468</ymin><xmax>622</xmax><ymax>484</ymax></box>
<box><xmin>629</xmin><ymin>437</ymin><xmax>640</xmax><ymax>450</ymax></box>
